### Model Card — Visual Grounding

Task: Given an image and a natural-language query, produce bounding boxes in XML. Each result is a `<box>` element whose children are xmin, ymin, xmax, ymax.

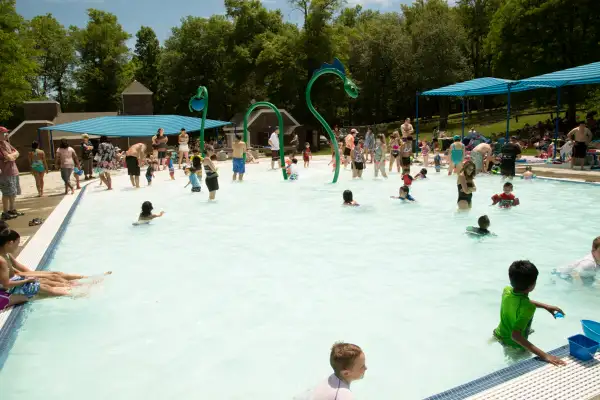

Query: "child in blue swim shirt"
<box><xmin>185</xmin><ymin>167</ymin><xmax>202</xmax><ymax>192</ymax></box>
<box><xmin>391</xmin><ymin>185</ymin><xmax>415</xmax><ymax>201</ymax></box>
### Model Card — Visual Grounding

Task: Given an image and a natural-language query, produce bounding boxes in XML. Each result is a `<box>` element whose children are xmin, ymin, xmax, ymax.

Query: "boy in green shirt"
<box><xmin>494</xmin><ymin>260</ymin><xmax>566</xmax><ymax>366</ymax></box>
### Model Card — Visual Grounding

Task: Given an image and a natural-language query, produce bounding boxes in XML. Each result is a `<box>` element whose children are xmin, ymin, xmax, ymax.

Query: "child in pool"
<box><xmin>145</xmin><ymin>158</ymin><xmax>156</xmax><ymax>186</ymax></box>
<box><xmin>493</xmin><ymin>260</ymin><xmax>566</xmax><ymax>366</ymax></box>
<box><xmin>415</xmin><ymin>168</ymin><xmax>427</xmax><ymax>179</ymax></box>
<box><xmin>299</xmin><ymin>342</ymin><xmax>367</xmax><ymax>400</ymax></box>
<box><xmin>184</xmin><ymin>167</ymin><xmax>202</xmax><ymax>192</ymax></box>
<box><xmin>522</xmin><ymin>166</ymin><xmax>535</xmax><ymax>180</ymax></box>
<box><xmin>491</xmin><ymin>182</ymin><xmax>520</xmax><ymax>208</ymax></box>
<box><xmin>303</xmin><ymin>142</ymin><xmax>312</xmax><ymax>168</ymax></box>
<box><xmin>402</xmin><ymin>172</ymin><xmax>414</xmax><ymax>186</ymax></box>
<box><xmin>342</xmin><ymin>190</ymin><xmax>359</xmax><ymax>206</ymax></box>
<box><xmin>391</xmin><ymin>185</ymin><xmax>415</xmax><ymax>201</ymax></box>
<box><xmin>466</xmin><ymin>215</ymin><xmax>492</xmax><ymax>236</ymax></box>
<box><xmin>434</xmin><ymin>150</ymin><xmax>441</xmax><ymax>172</ymax></box>
<box><xmin>289</xmin><ymin>158</ymin><xmax>299</xmax><ymax>180</ymax></box>
<box><xmin>166</xmin><ymin>153</ymin><xmax>175</xmax><ymax>180</ymax></box>
<box><xmin>136</xmin><ymin>201</ymin><xmax>164</xmax><ymax>224</ymax></box>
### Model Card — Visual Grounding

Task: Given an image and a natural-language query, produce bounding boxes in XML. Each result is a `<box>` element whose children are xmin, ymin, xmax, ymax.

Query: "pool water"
<box><xmin>1</xmin><ymin>158</ymin><xmax>599</xmax><ymax>400</ymax></box>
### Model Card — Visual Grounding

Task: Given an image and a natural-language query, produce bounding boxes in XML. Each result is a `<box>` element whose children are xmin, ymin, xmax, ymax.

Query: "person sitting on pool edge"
<box><xmin>391</xmin><ymin>185</ymin><xmax>415</xmax><ymax>202</ymax></box>
<box><xmin>342</xmin><ymin>190</ymin><xmax>358</xmax><ymax>206</ymax></box>
<box><xmin>466</xmin><ymin>215</ymin><xmax>492</xmax><ymax>236</ymax></box>
<box><xmin>303</xmin><ymin>342</ymin><xmax>367</xmax><ymax>400</ymax></box>
<box><xmin>494</xmin><ymin>260</ymin><xmax>566</xmax><ymax>366</ymax></box>
<box><xmin>491</xmin><ymin>182</ymin><xmax>520</xmax><ymax>208</ymax></box>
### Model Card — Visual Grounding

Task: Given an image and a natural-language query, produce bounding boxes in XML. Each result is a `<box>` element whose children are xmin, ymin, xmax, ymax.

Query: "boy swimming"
<box><xmin>391</xmin><ymin>185</ymin><xmax>415</xmax><ymax>201</ymax></box>
<box><xmin>415</xmin><ymin>168</ymin><xmax>427</xmax><ymax>179</ymax></box>
<box><xmin>466</xmin><ymin>215</ymin><xmax>492</xmax><ymax>236</ymax></box>
<box><xmin>491</xmin><ymin>182</ymin><xmax>520</xmax><ymax>208</ymax></box>
<box><xmin>307</xmin><ymin>342</ymin><xmax>367</xmax><ymax>400</ymax></box>
<box><xmin>494</xmin><ymin>260</ymin><xmax>566</xmax><ymax>366</ymax></box>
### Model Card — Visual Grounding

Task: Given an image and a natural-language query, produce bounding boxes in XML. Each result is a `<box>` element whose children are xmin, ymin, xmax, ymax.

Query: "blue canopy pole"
<box><xmin>415</xmin><ymin>93</ymin><xmax>420</xmax><ymax>156</ymax></box>
<box><xmin>554</xmin><ymin>88</ymin><xmax>561</xmax><ymax>159</ymax></box>
<box><xmin>50</xmin><ymin>130</ymin><xmax>54</xmax><ymax>156</ymax></box>
<box><xmin>461</xmin><ymin>97</ymin><xmax>465</xmax><ymax>140</ymax></box>
<box><xmin>505</xmin><ymin>86</ymin><xmax>512</xmax><ymax>141</ymax></box>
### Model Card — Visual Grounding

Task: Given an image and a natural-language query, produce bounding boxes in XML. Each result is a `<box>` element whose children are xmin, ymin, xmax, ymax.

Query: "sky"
<box><xmin>17</xmin><ymin>0</ymin><xmax>414</xmax><ymax>48</ymax></box>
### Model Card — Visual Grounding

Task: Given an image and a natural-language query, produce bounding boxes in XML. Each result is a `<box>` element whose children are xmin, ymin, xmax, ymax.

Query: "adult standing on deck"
<box><xmin>401</xmin><ymin>118</ymin><xmax>414</xmax><ymax>139</ymax></box>
<box><xmin>568</xmin><ymin>121</ymin><xmax>593</xmax><ymax>170</ymax></box>
<box><xmin>178</xmin><ymin>128</ymin><xmax>190</xmax><ymax>169</ymax></box>
<box><xmin>96</xmin><ymin>136</ymin><xmax>116</xmax><ymax>190</ymax></box>
<box><xmin>268</xmin><ymin>128</ymin><xmax>280</xmax><ymax>170</ymax></box>
<box><xmin>232</xmin><ymin>134</ymin><xmax>247</xmax><ymax>181</ymax></box>
<box><xmin>81</xmin><ymin>134</ymin><xmax>95</xmax><ymax>180</ymax></box>
<box><xmin>55</xmin><ymin>139</ymin><xmax>80</xmax><ymax>195</ymax></box>
<box><xmin>471</xmin><ymin>142</ymin><xmax>492</xmax><ymax>174</ymax></box>
<box><xmin>125</xmin><ymin>143</ymin><xmax>147</xmax><ymax>188</ymax></box>
<box><xmin>500</xmin><ymin>136</ymin><xmax>521</xmax><ymax>179</ymax></box>
<box><xmin>0</xmin><ymin>127</ymin><xmax>23</xmax><ymax>221</ymax></box>
<box><xmin>155</xmin><ymin>128</ymin><xmax>168</xmax><ymax>170</ymax></box>
<box><xmin>364</xmin><ymin>128</ymin><xmax>375</xmax><ymax>163</ymax></box>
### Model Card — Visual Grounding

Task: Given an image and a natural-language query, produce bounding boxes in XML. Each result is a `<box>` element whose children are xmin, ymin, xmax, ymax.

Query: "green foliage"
<box><xmin>134</xmin><ymin>26</ymin><xmax>161</xmax><ymax>105</ymax></box>
<box><xmin>28</xmin><ymin>14</ymin><xmax>76</xmax><ymax>105</ymax></box>
<box><xmin>0</xmin><ymin>0</ymin><xmax>37</xmax><ymax>121</ymax></box>
<box><xmin>73</xmin><ymin>9</ymin><xmax>131</xmax><ymax>112</ymax></box>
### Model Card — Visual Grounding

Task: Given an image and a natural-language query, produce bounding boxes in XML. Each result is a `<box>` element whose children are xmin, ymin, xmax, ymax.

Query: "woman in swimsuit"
<box><xmin>374</xmin><ymin>134</ymin><xmax>387</xmax><ymax>178</ymax></box>
<box><xmin>400</xmin><ymin>136</ymin><xmax>413</xmax><ymax>175</ymax></box>
<box><xmin>421</xmin><ymin>141</ymin><xmax>430</xmax><ymax>167</ymax></box>
<box><xmin>28</xmin><ymin>141</ymin><xmax>48</xmax><ymax>197</ymax></box>
<box><xmin>448</xmin><ymin>135</ymin><xmax>465</xmax><ymax>176</ymax></box>
<box><xmin>388</xmin><ymin>131</ymin><xmax>401</xmax><ymax>173</ymax></box>
<box><xmin>203</xmin><ymin>145</ymin><xmax>219</xmax><ymax>200</ymax></box>
<box><xmin>457</xmin><ymin>161</ymin><xmax>477</xmax><ymax>210</ymax></box>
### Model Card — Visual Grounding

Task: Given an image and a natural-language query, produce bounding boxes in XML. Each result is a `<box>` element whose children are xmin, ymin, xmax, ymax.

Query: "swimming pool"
<box><xmin>1</xmin><ymin>158</ymin><xmax>599</xmax><ymax>400</ymax></box>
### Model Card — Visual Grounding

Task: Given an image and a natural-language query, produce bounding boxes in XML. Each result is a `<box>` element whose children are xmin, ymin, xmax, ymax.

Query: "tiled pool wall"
<box><xmin>0</xmin><ymin>185</ymin><xmax>88</xmax><ymax>370</ymax></box>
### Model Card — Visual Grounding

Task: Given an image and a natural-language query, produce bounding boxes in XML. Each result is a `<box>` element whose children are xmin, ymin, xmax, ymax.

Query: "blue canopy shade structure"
<box><xmin>516</xmin><ymin>61</ymin><xmax>600</xmax><ymax>89</ymax></box>
<box><xmin>421</xmin><ymin>77</ymin><xmax>535</xmax><ymax>97</ymax></box>
<box><xmin>39</xmin><ymin>115</ymin><xmax>231</xmax><ymax>137</ymax></box>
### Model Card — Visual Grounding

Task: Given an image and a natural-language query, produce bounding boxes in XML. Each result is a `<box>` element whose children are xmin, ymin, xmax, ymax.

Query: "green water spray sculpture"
<box><xmin>306</xmin><ymin>58</ymin><xmax>359</xmax><ymax>183</ymax></box>
<box><xmin>189</xmin><ymin>86</ymin><xmax>209</xmax><ymax>154</ymax></box>
<box><xmin>243</xmin><ymin>102</ymin><xmax>287</xmax><ymax>180</ymax></box>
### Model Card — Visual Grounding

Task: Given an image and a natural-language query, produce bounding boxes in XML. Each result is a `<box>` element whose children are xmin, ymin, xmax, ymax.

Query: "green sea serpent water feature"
<box><xmin>243</xmin><ymin>102</ymin><xmax>287</xmax><ymax>180</ymax></box>
<box><xmin>189</xmin><ymin>86</ymin><xmax>209</xmax><ymax>154</ymax></box>
<box><xmin>306</xmin><ymin>58</ymin><xmax>359</xmax><ymax>184</ymax></box>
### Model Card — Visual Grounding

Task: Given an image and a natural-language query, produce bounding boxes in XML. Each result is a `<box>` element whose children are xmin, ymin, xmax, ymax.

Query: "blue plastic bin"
<box><xmin>568</xmin><ymin>334</ymin><xmax>599</xmax><ymax>361</ymax></box>
<box><xmin>582</xmin><ymin>320</ymin><xmax>600</xmax><ymax>343</ymax></box>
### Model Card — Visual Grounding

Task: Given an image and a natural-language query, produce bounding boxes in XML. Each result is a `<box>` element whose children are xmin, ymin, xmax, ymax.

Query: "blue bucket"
<box><xmin>568</xmin><ymin>334</ymin><xmax>599</xmax><ymax>361</ymax></box>
<box><xmin>582</xmin><ymin>320</ymin><xmax>600</xmax><ymax>343</ymax></box>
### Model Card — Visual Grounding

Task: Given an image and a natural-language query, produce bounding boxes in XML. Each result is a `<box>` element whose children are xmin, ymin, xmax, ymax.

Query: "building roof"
<box><xmin>226</xmin><ymin>108</ymin><xmax>301</xmax><ymax>132</ymax></box>
<box><xmin>53</xmin><ymin>112</ymin><xmax>118</xmax><ymax>125</ymax></box>
<box><xmin>122</xmin><ymin>80</ymin><xmax>153</xmax><ymax>95</ymax></box>
<box><xmin>39</xmin><ymin>115</ymin><xmax>232</xmax><ymax>137</ymax></box>
<box><xmin>23</xmin><ymin>100</ymin><xmax>60</xmax><ymax>104</ymax></box>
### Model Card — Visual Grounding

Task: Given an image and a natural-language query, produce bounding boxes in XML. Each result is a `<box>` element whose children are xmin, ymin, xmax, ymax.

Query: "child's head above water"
<box><xmin>330</xmin><ymin>342</ymin><xmax>366</xmax><ymax>383</ymax></box>
<box><xmin>343</xmin><ymin>190</ymin><xmax>354</xmax><ymax>204</ymax></box>
<box><xmin>420</xmin><ymin>168</ymin><xmax>427</xmax><ymax>176</ymax></box>
<box><xmin>141</xmin><ymin>201</ymin><xmax>153</xmax><ymax>217</ymax></box>
<box><xmin>503</xmin><ymin>182</ymin><xmax>513</xmax><ymax>194</ymax></box>
<box><xmin>399</xmin><ymin>185</ymin><xmax>410</xmax><ymax>197</ymax></box>
<box><xmin>509</xmin><ymin>260</ymin><xmax>539</xmax><ymax>293</ymax></box>
<box><xmin>478</xmin><ymin>215</ymin><xmax>490</xmax><ymax>230</ymax></box>
<box><xmin>291</xmin><ymin>158</ymin><xmax>298</xmax><ymax>164</ymax></box>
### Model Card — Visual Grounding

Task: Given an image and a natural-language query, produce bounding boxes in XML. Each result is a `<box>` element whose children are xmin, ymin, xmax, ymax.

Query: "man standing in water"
<box><xmin>500</xmin><ymin>136</ymin><xmax>521</xmax><ymax>179</ymax></box>
<box><xmin>568</xmin><ymin>121</ymin><xmax>593</xmax><ymax>170</ymax></box>
<box><xmin>344</xmin><ymin>129</ymin><xmax>357</xmax><ymax>168</ymax></box>
<box><xmin>232</xmin><ymin>134</ymin><xmax>247</xmax><ymax>181</ymax></box>
<box><xmin>471</xmin><ymin>142</ymin><xmax>492</xmax><ymax>174</ymax></box>
<box><xmin>268</xmin><ymin>128</ymin><xmax>280</xmax><ymax>170</ymax></box>
<box><xmin>125</xmin><ymin>143</ymin><xmax>147</xmax><ymax>188</ymax></box>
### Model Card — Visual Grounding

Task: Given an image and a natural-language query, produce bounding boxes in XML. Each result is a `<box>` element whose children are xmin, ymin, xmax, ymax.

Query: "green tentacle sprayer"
<box><xmin>243</xmin><ymin>102</ymin><xmax>287</xmax><ymax>180</ymax></box>
<box><xmin>306</xmin><ymin>58</ymin><xmax>359</xmax><ymax>184</ymax></box>
<box><xmin>189</xmin><ymin>86</ymin><xmax>209</xmax><ymax>155</ymax></box>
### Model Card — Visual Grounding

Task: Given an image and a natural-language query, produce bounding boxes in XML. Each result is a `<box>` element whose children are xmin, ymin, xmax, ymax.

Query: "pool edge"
<box><xmin>0</xmin><ymin>184</ymin><xmax>88</xmax><ymax>371</ymax></box>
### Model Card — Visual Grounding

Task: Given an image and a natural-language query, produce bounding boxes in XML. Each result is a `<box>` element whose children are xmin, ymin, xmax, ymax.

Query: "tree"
<box><xmin>0</xmin><ymin>0</ymin><xmax>37</xmax><ymax>121</ymax></box>
<box><xmin>28</xmin><ymin>14</ymin><xmax>76</xmax><ymax>105</ymax></box>
<box><xmin>486</xmin><ymin>0</ymin><xmax>600</xmax><ymax>121</ymax></box>
<box><xmin>73</xmin><ymin>9</ymin><xmax>131</xmax><ymax>112</ymax></box>
<box><xmin>134</xmin><ymin>26</ymin><xmax>161</xmax><ymax>106</ymax></box>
